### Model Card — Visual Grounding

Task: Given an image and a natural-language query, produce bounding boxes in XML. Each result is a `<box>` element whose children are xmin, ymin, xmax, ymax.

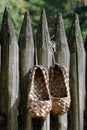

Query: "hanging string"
<box><xmin>48</xmin><ymin>37</ymin><xmax>56</xmax><ymax>64</ymax></box>
<box><xmin>50</xmin><ymin>35</ymin><xmax>55</xmax><ymax>40</ymax></box>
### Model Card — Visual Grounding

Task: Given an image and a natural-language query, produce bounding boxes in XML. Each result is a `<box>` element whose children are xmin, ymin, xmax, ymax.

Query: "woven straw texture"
<box><xmin>27</xmin><ymin>65</ymin><xmax>52</xmax><ymax>118</ymax></box>
<box><xmin>50</xmin><ymin>63</ymin><xmax>71</xmax><ymax>115</ymax></box>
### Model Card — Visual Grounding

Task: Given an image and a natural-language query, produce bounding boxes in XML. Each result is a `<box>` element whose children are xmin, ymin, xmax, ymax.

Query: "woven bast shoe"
<box><xmin>27</xmin><ymin>65</ymin><xmax>52</xmax><ymax>118</ymax></box>
<box><xmin>50</xmin><ymin>63</ymin><xmax>71</xmax><ymax>115</ymax></box>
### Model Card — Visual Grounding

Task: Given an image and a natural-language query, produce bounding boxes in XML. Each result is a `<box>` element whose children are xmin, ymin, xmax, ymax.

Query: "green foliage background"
<box><xmin>0</xmin><ymin>0</ymin><xmax>87</xmax><ymax>41</ymax></box>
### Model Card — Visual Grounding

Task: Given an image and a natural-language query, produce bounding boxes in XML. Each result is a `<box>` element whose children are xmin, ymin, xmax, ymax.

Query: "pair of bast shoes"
<box><xmin>27</xmin><ymin>63</ymin><xmax>71</xmax><ymax>119</ymax></box>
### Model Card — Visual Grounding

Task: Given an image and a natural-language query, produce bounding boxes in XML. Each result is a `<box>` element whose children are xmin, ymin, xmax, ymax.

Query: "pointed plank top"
<box><xmin>55</xmin><ymin>13</ymin><xmax>70</xmax><ymax>68</ymax></box>
<box><xmin>36</xmin><ymin>9</ymin><xmax>52</xmax><ymax>66</ymax></box>
<box><xmin>36</xmin><ymin>8</ymin><xmax>50</xmax><ymax>48</ymax></box>
<box><xmin>42</xmin><ymin>8</ymin><xmax>46</xmax><ymax>17</ymax></box>
<box><xmin>68</xmin><ymin>14</ymin><xmax>80</xmax><ymax>53</ymax></box>
<box><xmin>19</xmin><ymin>11</ymin><xmax>33</xmax><ymax>48</ymax></box>
<box><xmin>74</xmin><ymin>13</ymin><xmax>79</xmax><ymax>25</ymax></box>
<box><xmin>55</xmin><ymin>13</ymin><xmax>68</xmax><ymax>50</ymax></box>
<box><xmin>37</xmin><ymin>8</ymin><xmax>49</xmax><ymax>33</ymax></box>
<box><xmin>56</xmin><ymin>13</ymin><xmax>63</xmax><ymax>22</ymax></box>
<box><xmin>41</xmin><ymin>8</ymin><xmax>47</xmax><ymax>23</ymax></box>
<box><xmin>69</xmin><ymin>13</ymin><xmax>85</xmax><ymax>53</ymax></box>
<box><xmin>1</xmin><ymin>7</ymin><xmax>17</xmax><ymax>44</ymax></box>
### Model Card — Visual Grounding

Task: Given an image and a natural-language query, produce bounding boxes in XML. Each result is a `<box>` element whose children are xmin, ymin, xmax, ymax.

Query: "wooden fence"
<box><xmin>0</xmin><ymin>7</ymin><xmax>86</xmax><ymax>130</ymax></box>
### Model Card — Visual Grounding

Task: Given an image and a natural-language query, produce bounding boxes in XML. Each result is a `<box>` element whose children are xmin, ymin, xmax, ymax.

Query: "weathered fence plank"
<box><xmin>0</xmin><ymin>44</ymin><xmax>1</xmax><ymax>105</ymax></box>
<box><xmin>84</xmin><ymin>34</ymin><xmax>87</xmax><ymax>130</ymax></box>
<box><xmin>36</xmin><ymin>9</ymin><xmax>52</xmax><ymax>130</ymax></box>
<box><xmin>51</xmin><ymin>13</ymin><xmax>70</xmax><ymax>130</ymax></box>
<box><xmin>68</xmin><ymin>16</ymin><xmax>79</xmax><ymax>130</ymax></box>
<box><xmin>18</xmin><ymin>11</ymin><xmax>34</xmax><ymax>130</ymax></box>
<box><xmin>68</xmin><ymin>14</ymin><xmax>86</xmax><ymax>130</ymax></box>
<box><xmin>75</xmin><ymin>14</ymin><xmax>86</xmax><ymax>130</ymax></box>
<box><xmin>0</xmin><ymin>39</ymin><xmax>1</xmax><ymax>127</ymax></box>
<box><xmin>0</xmin><ymin>7</ymin><xmax>19</xmax><ymax>130</ymax></box>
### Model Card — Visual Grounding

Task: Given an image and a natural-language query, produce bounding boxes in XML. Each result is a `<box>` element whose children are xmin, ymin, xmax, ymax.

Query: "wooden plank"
<box><xmin>18</xmin><ymin>11</ymin><xmax>34</xmax><ymax>130</ymax></box>
<box><xmin>74</xmin><ymin>14</ymin><xmax>86</xmax><ymax>130</ymax></box>
<box><xmin>0</xmin><ymin>7</ymin><xmax>19</xmax><ymax>130</ymax></box>
<box><xmin>51</xmin><ymin>13</ymin><xmax>70</xmax><ymax>130</ymax></box>
<box><xmin>0</xmin><ymin>44</ymin><xmax>1</xmax><ymax>73</ymax></box>
<box><xmin>84</xmin><ymin>35</ymin><xmax>87</xmax><ymax>130</ymax></box>
<box><xmin>69</xmin><ymin>35</ymin><xmax>79</xmax><ymax>130</ymax></box>
<box><xmin>35</xmin><ymin>9</ymin><xmax>52</xmax><ymax>130</ymax></box>
<box><xmin>68</xmin><ymin>14</ymin><xmax>85</xmax><ymax>130</ymax></box>
<box><xmin>0</xmin><ymin>44</ymin><xmax>1</xmax><ymax>106</ymax></box>
<box><xmin>0</xmin><ymin>43</ymin><xmax>1</xmax><ymax>104</ymax></box>
<box><xmin>85</xmin><ymin>35</ymin><xmax>87</xmax><ymax>110</ymax></box>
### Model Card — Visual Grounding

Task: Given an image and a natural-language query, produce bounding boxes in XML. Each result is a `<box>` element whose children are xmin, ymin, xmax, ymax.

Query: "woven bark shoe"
<box><xmin>50</xmin><ymin>63</ymin><xmax>71</xmax><ymax>115</ymax></box>
<box><xmin>27</xmin><ymin>65</ymin><xmax>52</xmax><ymax>118</ymax></box>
